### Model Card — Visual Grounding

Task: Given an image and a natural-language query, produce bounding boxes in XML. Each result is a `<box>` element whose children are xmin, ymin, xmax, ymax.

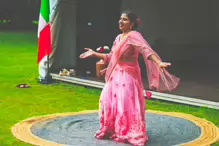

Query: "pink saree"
<box><xmin>95</xmin><ymin>31</ymin><xmax>180</xmax><ymax>145</ymax></box>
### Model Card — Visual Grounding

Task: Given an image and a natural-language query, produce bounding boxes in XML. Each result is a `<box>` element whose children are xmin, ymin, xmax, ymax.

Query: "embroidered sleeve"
<box><xmin>104</xmin><ymin>51</ymin><xmax>113</xmax><ymax>64</ymax></box>
<box><xmin>135</xmin><ymin>45</ymin><xmax>153</xmax><ymax>59</ymax></box>
<box><xmin>104</xmin><ymin>34</ymin><xmax>120</xmax><ymax>64</ymax></box>
<box><xmin>128</xmin><ymin>37</ymin><xmax>153</xmax><ymax>59</ymax></box>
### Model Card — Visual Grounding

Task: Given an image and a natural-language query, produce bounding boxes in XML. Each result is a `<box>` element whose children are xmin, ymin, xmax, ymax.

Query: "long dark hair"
<box><xmin>121</xmin><ymin>10</ymin><xmax>139</xmax><ymax>30</ymax></box>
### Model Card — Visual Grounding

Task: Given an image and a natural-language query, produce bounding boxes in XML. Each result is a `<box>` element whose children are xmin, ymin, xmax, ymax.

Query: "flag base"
<box><xmin>38</xmin><ymin>75</ymin><xmax>53</xmax><ymax>84</ymax></box>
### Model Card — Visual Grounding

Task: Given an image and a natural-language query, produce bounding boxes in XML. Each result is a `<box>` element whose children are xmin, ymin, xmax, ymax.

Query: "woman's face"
<box><xmin>119</xmin><ymin>14</ymin><xmax>132</xmax><ymax>32</ymax></box>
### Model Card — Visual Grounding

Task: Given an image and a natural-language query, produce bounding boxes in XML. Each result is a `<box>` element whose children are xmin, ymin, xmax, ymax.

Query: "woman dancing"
<box><xmin>80</xmin><ymin>10</ymin><xmax>180</xmax><ymax>146</ymax></box>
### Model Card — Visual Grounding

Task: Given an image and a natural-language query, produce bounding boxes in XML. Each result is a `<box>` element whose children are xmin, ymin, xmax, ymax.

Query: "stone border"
<box><xmin>11</xmin><ymin>110</ymin><xmax>219</xmax><ymax>146</ymax></box>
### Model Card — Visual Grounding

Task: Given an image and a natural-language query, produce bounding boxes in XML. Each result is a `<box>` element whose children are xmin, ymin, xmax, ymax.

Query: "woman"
<box><xmin>80</xmin><ymin>10</ymin><xmax>180</xmax><ymax>146</ymax></box>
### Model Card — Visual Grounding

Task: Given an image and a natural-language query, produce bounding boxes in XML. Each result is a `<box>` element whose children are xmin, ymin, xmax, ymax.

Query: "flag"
<box><xmin>37</xmin><ymin>0</ymin><xmax>52</xmax><ymax>64</ymax></box>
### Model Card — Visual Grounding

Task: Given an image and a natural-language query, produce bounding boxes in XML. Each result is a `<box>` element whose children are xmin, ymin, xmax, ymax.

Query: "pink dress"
<box><xmin>95</xmin><ymin>31</ymin><xmax>180</xmax><ymax>146</ymax></box>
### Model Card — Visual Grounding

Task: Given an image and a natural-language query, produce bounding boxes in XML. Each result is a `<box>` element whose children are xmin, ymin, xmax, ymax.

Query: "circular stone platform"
<box><xmin>12</xmin><ymin>110</ymin><xmax>219</xmax><ymax>146</ymax></box>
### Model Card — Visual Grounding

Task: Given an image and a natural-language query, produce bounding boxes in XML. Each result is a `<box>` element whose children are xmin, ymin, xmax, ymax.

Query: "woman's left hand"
<box><xmin>158</xmin><ymin>62</ymin><xmax>171</xmax><ymax>71</ymax></box>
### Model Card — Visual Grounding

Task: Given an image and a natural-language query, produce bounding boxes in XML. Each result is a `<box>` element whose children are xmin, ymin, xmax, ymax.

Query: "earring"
<box><xmin>130</xmin><ymin>26</ymin><xmax>132</xmax><ymax>30</ymax></box>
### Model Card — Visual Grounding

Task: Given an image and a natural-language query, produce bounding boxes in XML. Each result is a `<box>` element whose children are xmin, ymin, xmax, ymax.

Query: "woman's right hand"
<box><xmin>79</xmin><ymin>48</ymin><xmax>96</xmax><ymax>59</ymax></box>
<box><xmin>100</xmin><ymin>68</ymin><xmax>107</xmax><ymax>76</ymax></box>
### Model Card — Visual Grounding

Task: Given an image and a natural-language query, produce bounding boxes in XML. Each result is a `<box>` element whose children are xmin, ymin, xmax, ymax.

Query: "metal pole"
<box><xmin>39</xmin><ymin>53</ymin><xmax>53</xmax><ymax>84</ymax></box>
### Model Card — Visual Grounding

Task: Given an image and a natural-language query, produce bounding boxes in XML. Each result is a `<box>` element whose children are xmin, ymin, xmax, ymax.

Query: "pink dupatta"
<box><xmin>105</xmin><ymin>31</ymin><xmax>180</xmax><ymax>92</ymax></box>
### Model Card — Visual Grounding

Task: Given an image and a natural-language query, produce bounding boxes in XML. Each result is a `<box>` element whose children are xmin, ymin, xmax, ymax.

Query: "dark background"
<box><xmin>0</xmin><ymin>0</ymin><xmax>40</xmax><ymax>30</ymax></box>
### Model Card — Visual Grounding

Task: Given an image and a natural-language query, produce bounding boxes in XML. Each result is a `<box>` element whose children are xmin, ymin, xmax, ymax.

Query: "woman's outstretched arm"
<box><xmin>80</xmin><ymin>48</ymin><xmax>105</xmax><ymax>59</ymax></box>
<box><xmin>148</xmin><ymin>54</ymin><xmax>171</xmax><ymax>68</ymax></box>
<box><xmin>93</xmin><ymin>52</ymin><xmax>106</xmax><ymax>60</ymax></box>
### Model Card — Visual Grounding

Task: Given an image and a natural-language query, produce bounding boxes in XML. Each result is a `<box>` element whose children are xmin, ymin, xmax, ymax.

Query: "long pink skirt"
<box><xmin>95</xmin><ymin>65</ymin><xmax>148</xmax><ymax>145</ymax></box>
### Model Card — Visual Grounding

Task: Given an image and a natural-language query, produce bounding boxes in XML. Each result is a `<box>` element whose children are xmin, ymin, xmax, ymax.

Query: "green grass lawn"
<box><xmin>0</xmin><ymin>32</ymin><xmax>218</xmax><ymax>146</ymax></box>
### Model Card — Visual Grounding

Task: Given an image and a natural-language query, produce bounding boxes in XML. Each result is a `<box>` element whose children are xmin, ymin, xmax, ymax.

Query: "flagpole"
<box><xmin>38</xmin><ymin>0</ymin><xmax>53</xmax><ymax>84</ymax></box>
<box><xmin>40</xmin><ymin>51</ymin><xmax>53</xmax><ymax>84</ymax></box>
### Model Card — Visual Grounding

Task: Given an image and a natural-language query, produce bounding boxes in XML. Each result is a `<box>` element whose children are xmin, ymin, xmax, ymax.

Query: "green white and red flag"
<box><xmin>37</xmin><ymin>0</ymin><xmax>52</xmax><ymax>64</ymax></box>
